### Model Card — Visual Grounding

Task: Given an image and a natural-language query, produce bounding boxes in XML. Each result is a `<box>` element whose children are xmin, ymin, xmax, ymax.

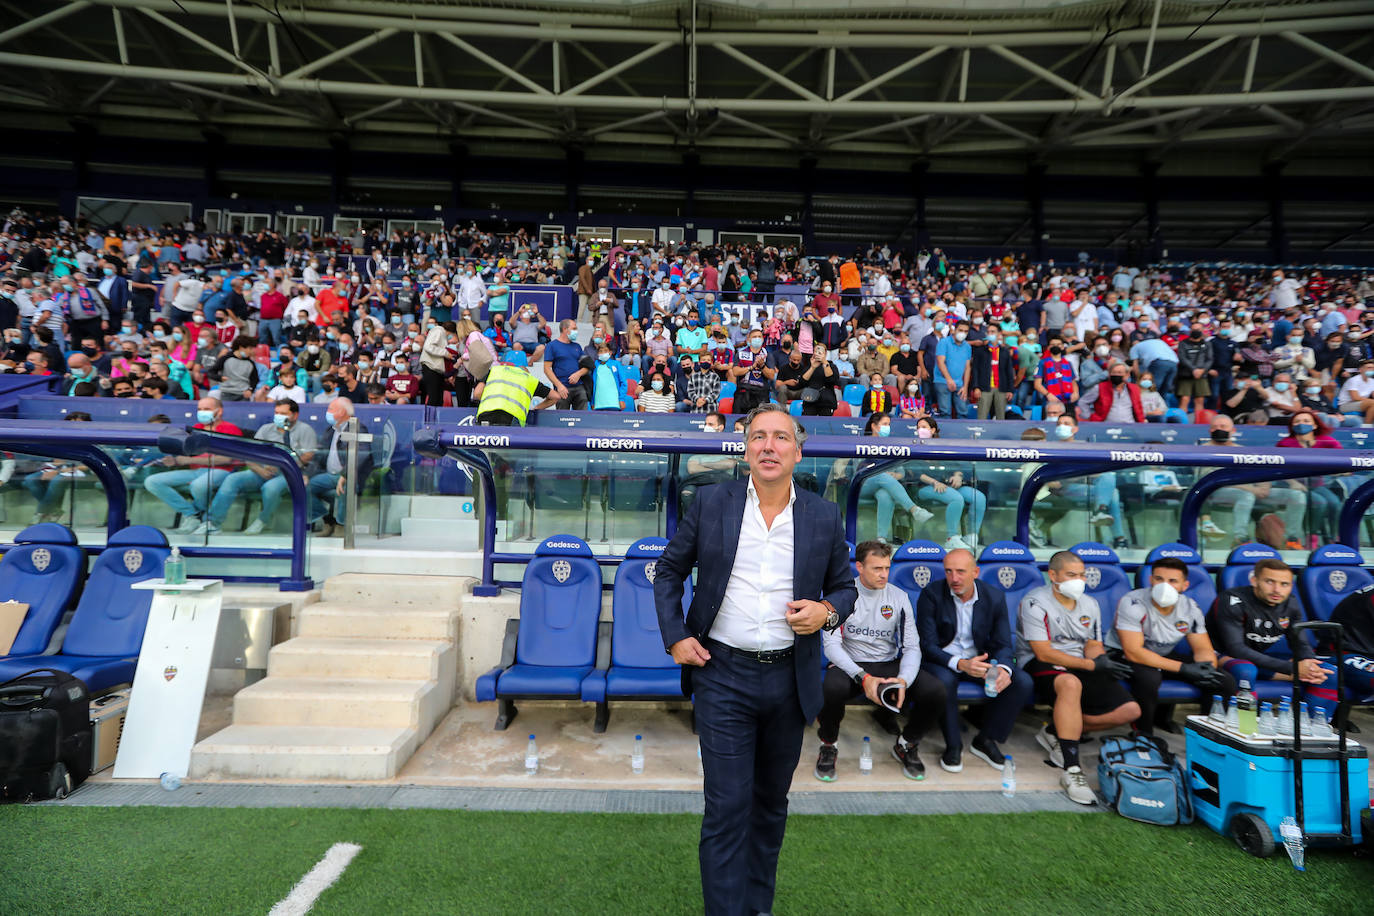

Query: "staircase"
<box><xmin>190</xmin><ymin>573</ymin><xmax>468</xmax><ymax>781</ymax></box>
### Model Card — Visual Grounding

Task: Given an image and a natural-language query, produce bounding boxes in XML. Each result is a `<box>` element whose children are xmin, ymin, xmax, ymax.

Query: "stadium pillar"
<box><xmin>202</xmin><ymin>128</ymin><xmax>226</xmax><ymax>199</ymax></box>
<box><xmin>1027</xmin><ymin>161</ymin><xmax>1047</xmax><ymax>262</ymax></box>
<box><xmin>328</xmin><ymin>133</ymin><xmax>351</xmax><ymax>208</ymax></box>
<box><xmin>70</xmin><ymin>119</ymin><xmax>94</xmax><ymax>191</ymax></box>
<box><xmin>909</xmin><ymin>158</ymin><xmax>930</xmax><ymax>249</ymax></box>
<box><xmin>799</xmin><ymin>155</ymin><xmax>817</xmax><ymax>249</ymax></box>
<box><xmin>448</xmin><ymin>141</ymin><xmax>468</xmax><ymax>209</ymax></box>
<box><xmin>683</xmin><ymin>150</ymin><xmax>700</xmax><ymax>219</ymax></box>
<box><xmin>1264</xmin><ymin>160</ymin><xmax>1289</xmax><ymax>265</ymax></box>
<box><xmin>1142</xmin><ymin>159</ymin><xmax>1162</xmax><ymax>263</ymax></box>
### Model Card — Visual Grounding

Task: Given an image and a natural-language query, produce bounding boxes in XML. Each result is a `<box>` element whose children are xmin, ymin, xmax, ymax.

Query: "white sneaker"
<box><xmin>243</xmin><ymin>519</ymin><xmax>266</xmax><ymax>535</ymax></box>
<box><xmin>1089</xmin><ymin>507</ymin><xmax>1114</xmax><ymax>525</ymax></box>
<box><xmin>191</xmin><ymin>520</ymin><xmax>219</xmax><ymax>535</ymax></box>
<box><xmin>944</xmin><ymin>535</ymin><xmax>971</xmax><ymax>551</ymax></box>
<box><xmin>1035</xmin><ymin>724</ymin><xmax>1064</xmax><ymax>769</ymax></box>
<box><xmin>1199</xmin><ymin>518</ymin><xmax>1227</xmax><ymax>539</ymax></box>
<box><xmin>176</xmin><ymin>515</ymin><xmax>202</xmax><ymax>533</ymax></box>
<box><xmin>1061</xmin><ymin>765</ymin><xmax>1096</xmax><ymax>805</ymax></box>
<box><xmin>910</xmin><ymin>506</ymin><xmax>934</xmax><ymax>525</ymax></box>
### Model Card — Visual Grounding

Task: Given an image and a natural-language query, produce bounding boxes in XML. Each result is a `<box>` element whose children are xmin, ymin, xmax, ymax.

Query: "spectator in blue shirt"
<box><xmin>1129</xmin><ymin>335</ymin><xmax>1179</xmax><ymax>406</ymax></box>
<box><xmin>934</xmin><ymin>319</ymin><xmax>973</xmax><ymax>418</ymax></box>
<box><xmin>591</xmin><ymin>342</ymin><xmax>628</xmax><ymax>410</ymax></box>
<box><xmin>543</xmin><ymin>319</ymin><xmax>589</xmax><ymax>409</ymax></box>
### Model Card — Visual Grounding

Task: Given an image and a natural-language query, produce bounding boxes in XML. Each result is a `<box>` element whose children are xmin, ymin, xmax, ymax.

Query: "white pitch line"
<box><xmin>268</xmin><ymin>842</ymin><xmax>363</xmax><ymax>916</ymax></box>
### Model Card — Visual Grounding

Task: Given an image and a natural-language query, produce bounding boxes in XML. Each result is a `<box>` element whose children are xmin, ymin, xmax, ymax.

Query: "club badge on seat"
<box><xmin>913</xmin><ymin>566</ymin><xmax>931</xmax><ymax>588</ymax></box>
<box><xmin>1085</xmin><ymin>567</ymin><xmax>1101</xmax><ymax>589</ymax></box>
<box><xmin>1329</xmin><ymin>569</ymin><xmax>1346</xmax><ymax>592</ymax></box>
<box><xmin>32</xmin><ymin>548</ymin><xmax>50</xmax><ymax>571</ymax></box>
<box><xmin>552</xmin><ymin>559</ymin><xmax>571</xmax><ymax>583</ymax></box>
<box><xmin>998</xmin><ymin>566</ymin><xmax>1016</xmax><ymax>588</ymax></box>
<box><xmin>124</xmin><ymin>550</ymin><xmax>143</xmax><ymax>573</ymax></box>
<box><xmin>644</xmin><ymin>561</ymin><xmax>657</xmax><ymax>584</ymax></box>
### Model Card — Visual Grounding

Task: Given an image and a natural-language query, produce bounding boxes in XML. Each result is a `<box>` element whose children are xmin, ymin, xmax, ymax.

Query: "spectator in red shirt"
<box><xmin>1034</xmin><ymin>341</ymin><xmax>1078</xmax><ymax>410</ymax></box>
<box><xmin>315</xmin><ymin>280</ymin><xmax>350</xmax><ymax>328</ymax></box>
<box><xmin>1088</xmin><ymin>361</ymin><xmax>1146</xmax><ymax>422</ymax></box>
<box><xmin>385</xmin><ymin>355</ymin><xmax>421</xmax><ymax>403</ymax></box>
<box><xmin>143</xmin><ymin>396</ymin><xmax>244</xmax><ymax>532</ymax></box>
<box><xmin>259</xmin><ymin>279</ymin><xmax>288</xmax><ymax>348</ymax></box>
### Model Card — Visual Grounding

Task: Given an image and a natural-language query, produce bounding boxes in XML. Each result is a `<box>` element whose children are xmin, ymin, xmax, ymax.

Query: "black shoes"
<box><xmin>891</xmin><ymin>741</ymin><xmax>926</xmax><ymax>781</ymax></box>
<box><xmin>969</xmin><ymin>734</ymin><xmax>1005</xmax><ymax>770</ymax></box>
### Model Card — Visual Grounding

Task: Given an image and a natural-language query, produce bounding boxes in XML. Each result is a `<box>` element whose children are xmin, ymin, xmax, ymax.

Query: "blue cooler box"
<box><xmin>1185</xmin><ymin>715</ymin><xmax>1368</xmax><ymax>853</ymax></box>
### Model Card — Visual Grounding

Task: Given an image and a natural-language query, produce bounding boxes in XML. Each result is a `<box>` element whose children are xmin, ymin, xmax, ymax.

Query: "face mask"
<box><xmin>1055</xmin><ymin>578</ymin><xmax>1086</xmax><ymax>600</ymax></box>
<box><xmin>172</xmin><ymin>331</ymin><xmax>184</xmax><ymax>342</ymax></box>
<box><xmin>196</xmin><ymin>409</ymin><xmax>215</xmax><ymax>425</ymax></box>
<box><xmin>103</xmin><ymin>267</ymin><xmax>114</xmax><ymax>277</ymax></box>
<box><xmin>651</xmin><ymin>380</ymin><xmax>663</xmax><ymax>392</ymax></box>
<box><xmin>1211</xmin><ymin>429</ymin><xmax>1230</xmax><ymax>442</ymax></box>
<box><xmin>872</xmin><ymin>382</ymin><xmax>884</xmax><ymax>391</ymax></box>
<box><xmin>1140</xmin><ymin>379</ymin><xmax>1155</xmax><ymax>390</ymax></box>
<box><xmin>326</xmin><ymin>411</ymin><xmax>337</xmax><ymax>427</ymax></box>
<box><xmin>597</xmin><ymin>353</ymin><xmax>610</xmax><ymax>363</ymax></box>
<box><xmin>876</xmin><ymin>424</ymin><xmax>892</xmax><ymax>438</ymax></box>
<box><xmin>972</xmin><ymin>317</ymin><xmax>984</xmax><ymax>326</ymax></box>
<box><xmin>272</xmin><ymin>413</ymin><xmax>289</xmax><ymax>429</ymax></box>
<box><xmin>1293</xmin><ymin>423</ymin><xmax>1315</xmax><ymax>435</ymax></box>
<box><xmin>749</xmin><ymin>338</ymin><xmax>762</xmax><ymax>350</ymax></box>
<box><xmin>916</xmin><ymin>426</ymin><xmax>933</xmax><ymax>440</ymax></box>
<box><xmin>1110</xmin><ymin>375</ymin><xmax>1126</xmax><ymax>386</ymax></box>
<box><xmin>1273</xmin><ymin>381</ymin><xmax>1289</xmax><ymax>392</ymax></box>
<box><xmin>63</xmin><ymin>283</ymin><xmax>75</xmax><ymax>293</ymax></box>
<box><xmin>153</xmin><ymin>329</ymin><xmax>166</xmax><ymax>341</ymax></box>
<box><xmin>868</xmin><ymin>344</ymin><xmax>878</xmax><ymax>352</ymax></box>
<box><xmin>121</xmin><ymin>325</ymin><xmax>133</xmax><ymax>335</ymax></box>
<box><xmin>358</xmin><ymin>361</ymin><xmax>370</xmax><ymax>370</ymax></box>
<box><xmin>568</xmin><ymin>329</ymin><xmax>578</xmax><ymax>341</ymax></box>
<box><xmin>1150</xmin><ymin>582</ymin><xmax>1180</xmax><ymax>608</ymax></box>
<box><xmin>1305</xmin><ymin>386</ymin><xmax>1321</xmax><ymax>396</ymax></box>
<box><xmin>1289</xmin><ymin>337</ymin><xmax>1303</xmax><ymax>347</ymax></box>
<box><xmin>1364</xmin><ymin>370</ymin><xmax>1374</xmax><ymax>379</ymax></box>
<box><xmin>1095</xmin><ymin>345</ymin><xmax>1110</xmax><ymax>357</ymax></box>
<box><xmin>954</xmin><ymin>331</ymin><xmax>967</xmax><ymax>343</ymax></box>
<box><xmin>899</xmin><ymin>344</ymin><xmax>910</xmax><ymax>353</ymax></box>
<box><xmin>1054</xmin><ymin>424</ymin><xmax>1074</xmax><ymax>440</ymax></box>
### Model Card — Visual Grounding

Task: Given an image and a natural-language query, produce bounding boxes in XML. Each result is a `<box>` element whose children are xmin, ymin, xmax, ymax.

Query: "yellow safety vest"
<box><xmin>477</xmin><ymin>364</ymin><xmax>539</xmax><ymax>425</ymax></box>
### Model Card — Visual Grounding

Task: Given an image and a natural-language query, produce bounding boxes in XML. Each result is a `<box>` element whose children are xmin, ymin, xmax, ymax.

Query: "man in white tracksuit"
<box><xmin>814</xmin><ymin>539</ymin><xmax>946</xmax><ymax>782</ymax></box>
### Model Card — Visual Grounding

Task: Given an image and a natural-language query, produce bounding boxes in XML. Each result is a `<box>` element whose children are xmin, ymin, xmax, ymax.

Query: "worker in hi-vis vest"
<box><xmin>475</xmin><ymin>359</ymin><xmax>563</xmax><ymax>426</ymax></box>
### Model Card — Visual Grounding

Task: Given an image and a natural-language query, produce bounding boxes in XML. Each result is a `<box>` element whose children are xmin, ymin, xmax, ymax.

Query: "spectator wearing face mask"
<box><xmin>1034</xmin><ymin>340</ymin><xmax>1078</xmax><ymax>414</ymax></box>
<box><xmin>1128</xmin><ymin>332</ymin><xmax>1179</xmax><ymax>405</ymax></box>
<box><xmin>637</xmin><ymin>370</ymin><xmax>675</xmax><ymax>412</ymax></box>
<box><xmin>1174</xmin><ymin>326</ymin><xmax>1214</xmax><ymax>414</ymax></box>
<box><xmin>729</xmin><ymin>329</ymin><xmax>776</xmax><ymax>414</ymax></box>
<box><xmin>969</xmin><ymin>329</ymin><xmax>1017</xmax><ymax>420</ymax></box>
<box><xmin>835</xmin><ymin>413</ymin><xmax>934</xmax><ymax>542</ymax></box>
<box><xmin>1088</xmin><ymin>361</ymin><xmax>1144</xmax><ymax>423</ymax></box>
<box><xmin>1277</xmin><ymin>411</ymin><xmax>1342</xmax><ymax>546</ymax></box>
<box><xmin>860</xmin><ymin>373</ymin><xmax>892</xmax><ymax>416</ymax></box>
<box><xmin>591</xmin><ymin>343</ymin><xmax>628</xmax><ymax>411</ymax></box>
<box><xmin>1337</xmin><ymin>359</ymin><xmax>1374</xmax><ymax>423</ymax></box>
<box><xmin>934</xmin><ymin>319</ymin><xmax>973</xmax><ymax>418</ymax></box>
<box><xmin>1263</xmin><ymin>371</ymin><xmax>1303</xmax><ymax>424</ymax></box>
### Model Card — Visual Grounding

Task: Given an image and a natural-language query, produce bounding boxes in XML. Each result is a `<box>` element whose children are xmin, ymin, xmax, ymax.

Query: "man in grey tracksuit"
<box><xmin>814</xmin><ymin>539</ymin><xmax>947</xmax><ymax>781</ymax></box>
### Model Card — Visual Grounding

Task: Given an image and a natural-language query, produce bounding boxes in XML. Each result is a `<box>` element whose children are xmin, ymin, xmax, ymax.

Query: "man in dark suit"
<box><xmin>916</xmin><ymin>548</ymin><xmax>1033</xmax><ymax>772</ymax></box>
<box><xmin>655</xmin><ymin>403</ymin><xmax>857</xmax><ymax>916</ymax></box>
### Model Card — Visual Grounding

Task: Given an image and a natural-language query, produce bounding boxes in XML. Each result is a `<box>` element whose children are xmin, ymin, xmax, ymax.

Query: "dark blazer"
<box><xmin>915</xmin><ymin>579</ymin><xmax>1015</xmax><ymax>671</ymax></box>
<box><xmin>654</xmin><ymin>477</ymin><xmax>858</xmax><ymax>721</ymax></box>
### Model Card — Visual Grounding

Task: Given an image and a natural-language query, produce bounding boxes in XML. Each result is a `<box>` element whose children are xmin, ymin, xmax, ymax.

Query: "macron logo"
<box><xmin>1348</xmin><ymin>456</ymin><xmax>1374</xmax><ymax>468</ymax></box>
<box><xmin>453</xmin><ymin>434</ymin><xmax>510</xmax><ymax>447</ymax></box>
<box><xmin>985</xmin><ymin>447</ymin><xmax>1042</xmax><ymax>460</ymax></box>
<box><xmin>585</xmin><ymin>437</ymin><xmax>643</xmax><ymax>450</ymax></box>
<box><xmin>857</xmin><ymin>444</ymin><xmax>912</xmax><ymax>457</ymax></box>
<box><xmin>1230</xmin><ymin>454</ymin><xmax>1285</xmax><ymax>466</ymax></box>
<box><xmin>720</xmin><ymin>441</ymin><xmax>745</xmax><ymax>454</ymax></box>
<box><xmin>1110</xmin><ymin>450</ymin><xmax>1164</xmax><ymax>463</ymax></box>
<box><xmin>1129</xmin><ymin>796</ymin><xmax>1166</xmax><ymax>809</ymax></box>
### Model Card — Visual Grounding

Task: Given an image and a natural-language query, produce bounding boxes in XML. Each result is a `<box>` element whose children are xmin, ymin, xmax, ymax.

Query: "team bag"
<box><xmin>1096</xmin><ymin>734</ymin><xmax>1194</xmax><ymax>826</ymax></box>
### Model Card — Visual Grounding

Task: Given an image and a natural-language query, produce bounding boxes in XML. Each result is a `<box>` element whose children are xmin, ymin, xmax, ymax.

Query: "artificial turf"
<box><xmin>0</xmin><ymin>807</ymin><xmax>1369</xmax><ymax>915</ymax></box>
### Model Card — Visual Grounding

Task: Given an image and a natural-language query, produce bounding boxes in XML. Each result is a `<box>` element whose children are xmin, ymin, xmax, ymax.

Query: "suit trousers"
<box><xmin>693</xmin><ymin>645</ymin><xmax>804</xmax><ymax>916</ymax></box>
<box><xmin>922</xmin><ymin>661</ymin><xmax>1033</xmax><ymax>749</ymax></box>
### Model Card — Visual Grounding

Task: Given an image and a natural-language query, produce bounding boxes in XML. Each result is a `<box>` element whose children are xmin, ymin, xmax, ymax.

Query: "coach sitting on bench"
<box><xmin>1104</xmin><ymin>557</ymin><xmax>1233</xmax><ymax>736</ymax></box>
<box><xmin>814</xmin><ymin>539</ymin><xmax>945</xmax><ymax>782</ymax></box>
<box><xmin>916</xmin><ymin>548</ymin><xmax>1032</xmax><ymax>773</ymax></box>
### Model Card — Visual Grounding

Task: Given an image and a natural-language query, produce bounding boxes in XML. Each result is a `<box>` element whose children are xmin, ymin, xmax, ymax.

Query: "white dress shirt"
<box><xmin>709</xmin><ymin>479</ymin><xmax>797</xmax><ymax>651</ymax></box>
<box><xmin>941</xmin><ymin>582</ymin><xmax>1011</xmax><ymax>673</ymax></box>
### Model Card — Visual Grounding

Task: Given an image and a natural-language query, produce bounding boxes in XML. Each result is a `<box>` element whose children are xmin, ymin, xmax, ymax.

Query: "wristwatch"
<box><xmin>852</xmin><ymin>671</ymin><xmax>866</xmax><ymax>686</ymax></box>
<box><xmin>824</xmin><ymin>609</ymin><xmax>840</xmax><ymax>631</ymax></box>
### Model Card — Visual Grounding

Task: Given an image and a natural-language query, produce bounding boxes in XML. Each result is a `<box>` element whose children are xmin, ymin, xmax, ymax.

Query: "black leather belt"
<box><xmin>704</xmin><ymin>638</ymin><xmax>794</xmax><ymax>664</ymax></box>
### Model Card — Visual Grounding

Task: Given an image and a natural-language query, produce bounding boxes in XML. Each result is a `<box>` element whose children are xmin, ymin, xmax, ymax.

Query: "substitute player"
<box><xmin>1018</xmin><ymin>550</ymin><xmax>1139</xmax><ymax>805</ymax></box>
<box><xmin>1317</xmin><ymin>583</ymin><xmax>1374</xmax><ymax>718</ymax></box>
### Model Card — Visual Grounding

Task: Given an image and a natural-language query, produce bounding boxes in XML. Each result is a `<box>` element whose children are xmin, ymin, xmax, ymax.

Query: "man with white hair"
<box><xmin>307</xmin><ymin>397</ymin><xmax>373</xmax><ymax>537</ymax></box>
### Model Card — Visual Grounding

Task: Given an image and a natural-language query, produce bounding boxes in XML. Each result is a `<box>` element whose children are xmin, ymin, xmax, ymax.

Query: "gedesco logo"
<box><xmin>1075</xmin><ymin>548</ymin><xmax>1111</xmax><ymax>558</ymax></box>
<box><xmin>902</xmin><ymin>545</ymin><xmax>943</xmax><ymax>557</ymax></box>
<box><xmin>586</xmin><ymin>437</ymin><xmax>644</xmax><ymax>450</ymax></box>
<box><xmin>1159</xmin><ymin>550</ymin><xmax>1194</xmax><ymax>559</ymax></box>
<box><xmin>453</xmin><ymin>434</ymin><xmax>511</xmax><ymax>447</ymax></box>
<box><xmin>989</xmin><ymin>547</ymin><xmax>1024</xmax><ymax>556</ymax></box>
<box><xmin>639</xmin><ymin>542</ymin><xmax>667</xmax><ymax>553</ymax></box>
<box><xmin>544</xmin><ymin>541</ymin><xmax>584</xmax><ymax>550</ymax></box>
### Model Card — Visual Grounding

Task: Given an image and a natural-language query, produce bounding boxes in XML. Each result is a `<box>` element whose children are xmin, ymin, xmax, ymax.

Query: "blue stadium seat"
<box><xmin>843</xmin><ymin>384</ymin><xmax>865</xmax><ymax>408</ymax></box>
<box><xmin>889</xmin><ymin>539</ymin><xmax>945</xmax><ymax>606</ymax></box>
<box><xmin>0</xmin><ymin>523</ymin><xmax>86</xmax><ymax>659</ymax></box>
<box><xmin>718</xmin><ymin>381</ymin><xmax>736</xmax><ymax>399</ymax></box>
<box><xmin>1301</xmin><ymin>543</ymin><xmax>1373</xmax><ymax>623</ymax></box>
<box><xmin>0</xmin><ymin>525</ymin><xmax>169</xmax><ymax>693</ymax></box>
<box><xmin>788</xmin><ymin>399</ymin><xmax>803</xmax><ymax>416</ymax></box>
<box><xmin>1136</xmin><ymin>543</ymin><xmax>1216</xmax><ymax>615</ymax></box>
<box><xmin>475</xmin><ymin>535</ymin><xmax>603</xmax><ymax>730</ymax></box>
<box><xmin>1219</xmin><ymin>543</ymin><xmax>1282</xmax><ymax>593</ymax></box>
<box><xmin>581</xmin><ymin>538</ymin><xmax>691</xmax><ymax>732</ymax></box>
<box><xmin>977</xmin><ymin>540</ymin><xmax>1043</xmax><ymax>639</ymax></box>
<box><xmin>1069</xmin><ymin>542</ymin><xmax>1129</xmax><ymax>632</ymax></box>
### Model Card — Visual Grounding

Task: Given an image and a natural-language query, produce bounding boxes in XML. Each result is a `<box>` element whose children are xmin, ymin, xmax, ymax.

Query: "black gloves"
<box><xmin>1093</xmin><ymin>654</ymin><xmax>1134</xmax><ymax>679</ymax></box>
<box><xmin>1179</xmin><ymin>661</ymin><xmax>1227</xmax><ymax>690</ymax></box>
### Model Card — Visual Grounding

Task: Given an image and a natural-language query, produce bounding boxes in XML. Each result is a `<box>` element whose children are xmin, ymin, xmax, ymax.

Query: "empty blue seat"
<box><xmin>843</xmin><ymin>383</ymin><xmax>865</xmax><ymax>407</ymax></box>
<box><xmin>0</xmin><ymin>523</ymin><xmax>85</xmax><ymax>659</ymax></box>
<box><xmin>977</xmin><ymin>540</ymin><xmax>1043</xmax><ymax>639</ymax></box>
<box><xmin>475</xmin><ymin>535</ymin><xmax>603</xmax><ymax>730</ymax></box>
<box><xmin>889</xmin><ymin>539</ymin><xmax>945</xmax><ymax>607</ymax></box>
<box><xmin>1301</xmin><ymin>543</ymin><xmax>1373</xmax><ymax>623</ymax></box>
<box><xmin>718</xmin><ymin>380</ymin><xmax>736</xmax><ymax>400</ymax></box>
<box><xmin>1137</xmin><ymin>543</ymin><xmax>1216</xmax><ymax>615</ymax></box>
<box><xmin>581</xmin><ymin>538</ymin><xmax>691</xmax><ymax>732</ymax></box>
<box><xmin>1069</xmin><ymin>542</ymin><xmax>1129</xmax><ymax>632</ymax></box>
<box><xmin>0</xmin><ymin>526</ymin><xmax>169</xmax><ymax>693</ymax></box>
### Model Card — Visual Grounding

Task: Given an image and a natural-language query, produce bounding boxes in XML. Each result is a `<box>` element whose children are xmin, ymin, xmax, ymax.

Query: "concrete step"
<box><xmin>399</xmin><ymin>517</ymin><xmax>491</xmax><ymax>542</ymax></box>
<box><xmin>297</xmin><ymin>603</ymin><xmax>458</xmax><ymax>642</ymax></box>
<box><xmin>189</xmin><ymin>724</ymin><xmax>419</xmax><ymax>781</ymax></box>
<box><xmin>232</xmin><ymin>677</ymin><xmax>445</xmax><ymax>732</ymax></box>
<box><xmin>320</xmin><ymin>572</ymin><xmax>467</xmax><ymax>608</ymax></box>
<box><xmin>267</xmin><ymin>637</ymin><xmax>455</xmax><ymax>682</ymax></box>
<box><xmin>407</xmin><ymin>494</ymin><xmax>477</xmax><ymax>520</ymax></box>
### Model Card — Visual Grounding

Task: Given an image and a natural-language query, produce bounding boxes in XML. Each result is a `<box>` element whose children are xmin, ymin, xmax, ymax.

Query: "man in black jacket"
<box><xmin>307</xmin><ymin>397</ymin><xmax>377</xmax><ymax>536</ymax></box>
<box><xmin>968</xmin><ymin>329</ymin><xmax>1018</xmax><ymax>419</ymax></box>
<box><xmin>916</xmin><ymin>548</ymin><xmax>1033</xmax><ymax>772</ymax></box>
<box><xmin>1176</xmin><ymin>328</ymin><xmax>1214</xmax><ymax>414</ymax></box>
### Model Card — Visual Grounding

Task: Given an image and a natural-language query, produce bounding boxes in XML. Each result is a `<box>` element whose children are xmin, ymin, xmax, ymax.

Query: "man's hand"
<box><xmin>992</xmin><ymin>666</ymin><xmax>1011</xmax><ymax>694</ymax></box>
<box><xmin>335</xmin><ymin>477</ymin><xmax>345</xmax><ymax>496</ymax></box>
<box><xmin>862</xmin><ymin>674</ymin><xmax>903</xmax><ymax>707</ymax></box>
<box><xmin>1297</xmin><ymin>658</ymin><xmax>1329</xmax><ymax>685</ymax></box>
<box><xmin>669</xmin><ymin>636</ymin><xmax>711</xmax><ymax>667</ymax></box>
<box><xmin>1093</xmin><ymin>654</ymin><xmax>1133</xmax><ymax>679</ymax></box>
<box><xmin>785</xmin><ymin>599</ymin><xmax>829</xmax><ymax>635</ymax></box>
<box><xmin>958</xmin><ymin>653</ymin><xmax>991</xmax><ymax>678</ymax></box>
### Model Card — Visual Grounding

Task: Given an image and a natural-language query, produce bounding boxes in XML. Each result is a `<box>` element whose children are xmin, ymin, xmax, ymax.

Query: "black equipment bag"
<box><xmin>0</xmin><ymin>668</ymin><xmax>92</xmax><ymax>801</ymax></box>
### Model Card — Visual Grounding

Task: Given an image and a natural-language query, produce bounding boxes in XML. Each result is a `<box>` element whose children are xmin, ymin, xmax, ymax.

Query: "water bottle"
<box><xmin>1300</xmin><ymin>703</ymin><xmax>1313</xmax><ymax>737</ymax></box>
<box><xmin>1224</xmin><ymin>697</ymin><xmax>1239</xmax><ymax>733</ymax></box>
<box><xmin>1312</xmin><ymin>706</ymin><xmax>1333</xmax><ymax>738</ymax></box>
<box><xmin>525</xmin><ymin>734</ymin><xmax>538</xmax><ymax>775</ymax></box>
<box><xmin>859</xmin><ymin>736</ymin><xmax>873</xmax><ymax>774</ymax></box>
<box><xmin>1257</xmin><ymin>702</ymin><xmax>1276</xmax><ymax>737</ymax></box>
<box><xmin>984</xmin><ymin>660</ymin><xmax>1000</xmax><ymax>698</ymax></box>
<box><xmin>159</xmin><ymin>772</ymin><xmax>182</xmax><ymax>791</ymax></box>
<box><xmin>1277</xmin><ymin>698</ymin><xmax>1294</xmax><ymax>736</ymax></box>
<box><xmin>1279</xmin><ymin>815</ymin><xmax>1306</xmax><ymax>871</ymax></box>
<box><xmin>1001</xmin><ymin>755</ymin><xmax>1016</xmax><ymax>798</ymax></box>
<box><xmin>631</xmin><ymin>734</ymin><xmax>644</xmax><ymax>774</ymax></box>
<box><xmin>1208</xmin><ymin>694</ymin><xmax>1225</xmax><ymax>724</ymax></box>
<box><xmin>1236</xmin><ymin>681</ymin><xmax>1258</xmax><ymax>736</ymax></box>
<box><xmin>164</xmin><ymin>546</ymin><xmax>186</xmax><ymax>585</ymax></box>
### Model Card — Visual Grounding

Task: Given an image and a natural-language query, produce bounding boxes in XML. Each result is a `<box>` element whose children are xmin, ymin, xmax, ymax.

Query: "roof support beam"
<box><xmin>1281</xmin><ymin>31</ymin><xmax>1374</xmax><ymax>84</ymax></box>
<box><xmin>139</xmin><ymin>8</ymin><xmax>270</xmax><ymax>85</ymax></box>
<box><xmin>1112</xmin><ymin>36</ymin><xmax>1235</xmax><ymax>107</ymax></box>
<box><xmin>280</xmin><ymin>27</ymin><xmax>398</xmax><ymax>82</ymax></box>
<box><xmin>561</xmin><ymin>42</ymin><xmax>671</xmax><ymax>97</ymax></box>
<box><xmin>988</xmin><ymin>45</ymin><xmax>1096</xmax><ymax>102</ymax></box>
<box><xmin>435</xmin><ymin>31</ymin><xmax>551</xmax><ymax>96</ymax></box>
<box><xmin>0</xmin><ymin>1</ymin><xmax>90</xmax><ymax>48</ymax></box>
<box><xmin>715</xmin><ymin>44</ymin><xmax>825</xmax><ymax>102</ymax></box>
<box><xmin>835</xmin><ymin>46</ymin><xmax>946</xmax><ymax>104</ymax></box>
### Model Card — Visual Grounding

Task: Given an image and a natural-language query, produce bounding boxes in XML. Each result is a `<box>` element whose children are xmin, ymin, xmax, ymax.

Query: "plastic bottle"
<box><xmin>159</xmin><ymin>772</ymin><xmax>182</xmax><ymax>791</ymax></box>
<box><xmin>1279</xmin><ymin>816</ymin><xmax>1306</xmax><ymax>871</ymax></box>
<box><xmin>631</xmin><ymin>734</ymin><xmax>644</xmax><ymax>774</ymax></box>
<box><xmin>1257</xmin><ymin>702</ymin><xmax>1276</xmax><ymax>737</ymax></box>
<box><xmin>525</xmin><ymin>734</ymin><xmax>538</xmax><ymax>775</ymax></box>
<box><xmin>163</xmin><ymin>546</ymin><xmax>186</xmax><ymax>585</ymax></box>
<box><xmin>1277</xmin><ymin>698</ymin><xmax>1294</xmax><ymax>736</ymax></box>
<box><xmin>1001</xmin><ymin>755</ymin><xmax>1016</xmax><ymax>798</ymax></box>
<box><xmin>1312</xmin><ymin>706</ymin><xmax>1333</xmax><ymax>739</ymax></box>
<box><xmin>1300</xmin><ymin>703</ymin><xmax>1313</xmax><ymax>737</ymax></box>
<box><xmin>1208</xmin><ymin>694</ymin><xmax>1225</xmax><ymax>723</ymax></box>
<box><xmin>984</xmin><ymin>660</ymin><xmax>1000</xmax><ymax>698</ymax></box>
<box><xmin>1236</xmin><ymin>680</ymin><xmax>1258</xmax><ymax>736</ymax></box>
<box><xmin>859</xmin><ymin>736</ymin><xmax>873</xmax><ymax>774</ymax></box>
<box><xmin>1224</xmin><ymin>697</ymin><xmax>1239</xmax><ymax>733</ymax></box>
